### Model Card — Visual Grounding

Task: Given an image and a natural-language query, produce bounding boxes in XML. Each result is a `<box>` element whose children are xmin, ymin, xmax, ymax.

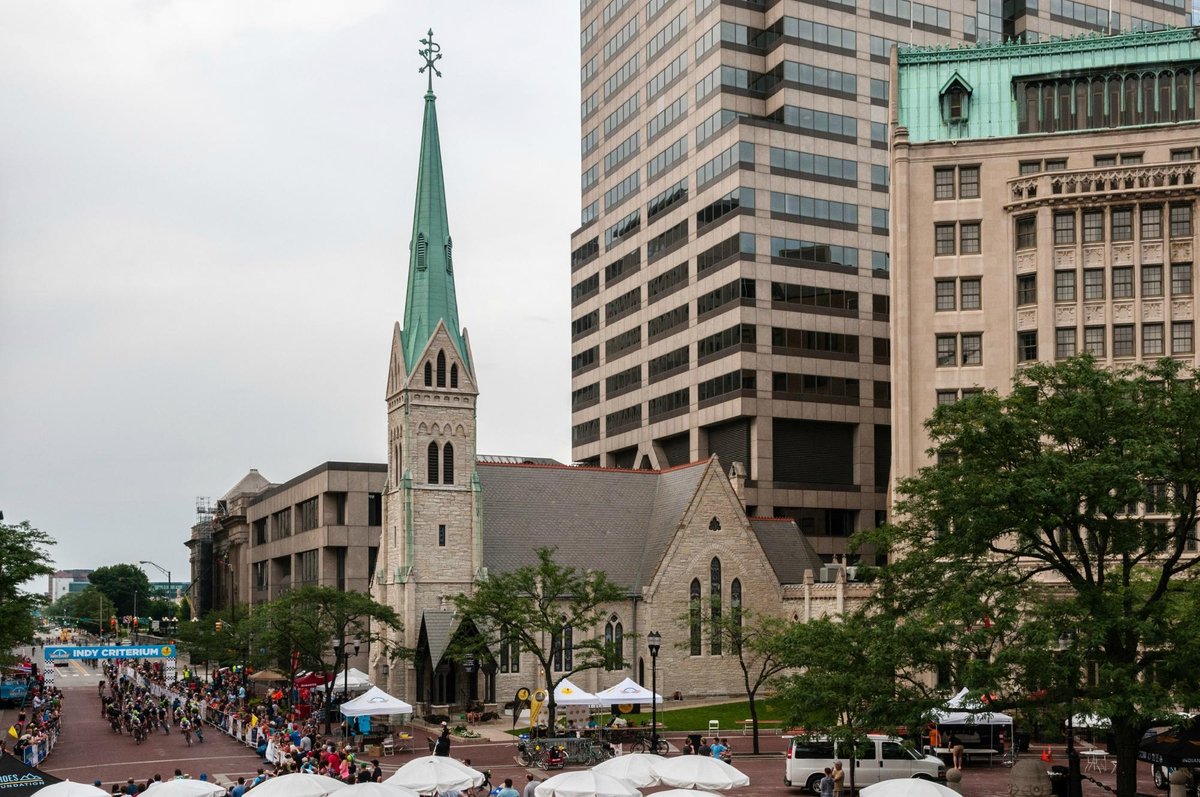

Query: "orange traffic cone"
<box><xmin>1042</xmin><ymin>746</ymin><xmax>1053</xmax><ymax>763</ymax></box>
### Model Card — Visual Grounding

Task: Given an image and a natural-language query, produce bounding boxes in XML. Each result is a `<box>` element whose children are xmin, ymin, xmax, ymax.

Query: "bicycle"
<box><xmin>630</xmin><ymin>732</ymin><xmax>669</xmax><ymax>754</ymax></box>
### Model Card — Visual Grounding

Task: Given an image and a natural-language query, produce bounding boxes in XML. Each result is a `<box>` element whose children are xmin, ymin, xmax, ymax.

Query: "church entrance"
<box><xmin>414</xmin><ymin>612</ymin><xmax>496</xmax><ymax>714</ymax></box>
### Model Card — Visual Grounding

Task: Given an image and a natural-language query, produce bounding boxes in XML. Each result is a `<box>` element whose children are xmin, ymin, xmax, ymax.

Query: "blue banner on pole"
<box><xmin>44</xmin><ymin>644</ymin><xmax>176</xmax><ymax>661</ymax></box>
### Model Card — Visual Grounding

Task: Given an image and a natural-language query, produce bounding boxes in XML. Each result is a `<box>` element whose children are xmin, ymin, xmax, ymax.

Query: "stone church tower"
<box><xmin>373</xmin><ymin>64</ymin><xmax>483</xmax><ymax>702</ymax></box>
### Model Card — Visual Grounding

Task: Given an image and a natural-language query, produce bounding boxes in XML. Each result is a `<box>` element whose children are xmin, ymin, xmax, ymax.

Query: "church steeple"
<box><xmin>401</xmin><ymin>30</ymin><xmax>467</xmax><ymax>374</ymax></box>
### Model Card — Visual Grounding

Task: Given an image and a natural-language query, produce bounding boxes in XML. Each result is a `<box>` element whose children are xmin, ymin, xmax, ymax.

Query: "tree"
<box><xmin>175</xmin><ymin>609</ymin><xmax>246</xmax><ymax>677</ymax></box>
<box><xmin>248</xmin><ymin>586</ymin><xmax>404</xmax><ymax>733</ymax></box>
<box><xmin>452</xmin><ymin>547</ymin><xmax>627</xmax><ymax>732</ymax></box>
<box><xmin>869</xmin><ymin>356</ymin><xmax>1200</xmax><ymax>797</ymax></box>
<box><xmin>684</xmin><ymin>604</ymin><xmax>792</xmax><ymax>754</ymax></box>
<box><xmin>88</xmin><ymin>563</ymin><xmax>151</xmax><ymax>618</ymax></box>
<box><xmin>46</xmin><ymin>585</ymin><xmax>109</xmax><ymax>634</ymax></box>
<box><xmin>774</xmin><ymin>612</ymin><xmax>943</xmax><ymax>795</ymax></box>
<box><xmin>0</xmin><ymin>520</ymin><xmax>55</xmax><ymax>663</ymax></box>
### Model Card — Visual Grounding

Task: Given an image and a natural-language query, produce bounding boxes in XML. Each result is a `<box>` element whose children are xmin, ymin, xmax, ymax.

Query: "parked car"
<box><xmin>785</xmin><ymin>734</ymin><xmax>945</xmax><ymax>793</ymax></box>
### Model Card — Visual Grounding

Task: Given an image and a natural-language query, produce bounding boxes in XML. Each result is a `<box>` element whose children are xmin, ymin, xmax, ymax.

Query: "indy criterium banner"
<box><xmin>44</xmin><ymin>644</ymin><xmax>176</xmax><ymax>660</ymax></box>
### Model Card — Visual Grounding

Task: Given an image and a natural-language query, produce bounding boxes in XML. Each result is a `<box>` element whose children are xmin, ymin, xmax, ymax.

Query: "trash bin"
<box><xmin>1047</xmin><ymin>765</ymin><xmax>1069</xmax><ymax>797</ymax></box>
<box><xmin>1016</xmin><ymin>731</ymin><xmax>1031</xmax><ymax>753</ymax></box>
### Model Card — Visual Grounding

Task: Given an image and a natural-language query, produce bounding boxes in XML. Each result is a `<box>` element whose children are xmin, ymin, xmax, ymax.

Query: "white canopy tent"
<box><xmin>929</xmin><ymin>688</ymin><xmax>1014</xmax><ymax>754</ymax></box>
<box><xmin>339</xmin><ymin>686</ymin><xmax>414</xmax><ymax>717</ymax></box>
<box><xmin>554</xmin><ymin>677</ymin><xmax>599</xmax><ymax>706</ymax></box>
<box><xmin>594</xmin><ymin>677</ymin><xmax>663</xmax><ymax>705</ymax></box>
<box><xmin>329</xmin><ymin>667</ymin><xmax>373</xmax><ymax>691</ymax></box>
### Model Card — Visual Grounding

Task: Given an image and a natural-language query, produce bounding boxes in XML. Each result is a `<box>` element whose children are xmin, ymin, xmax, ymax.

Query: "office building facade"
<box><xmin>569</xmin><ymin>0</ymin><xmax>1190</xmax><ymax>559</ymax></box>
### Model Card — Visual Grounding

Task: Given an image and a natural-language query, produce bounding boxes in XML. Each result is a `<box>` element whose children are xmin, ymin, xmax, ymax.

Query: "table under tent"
<box><xmin>928</xmin><ymin>688</ymin><xmax>1016</xmax><ymax>766</ymax></box>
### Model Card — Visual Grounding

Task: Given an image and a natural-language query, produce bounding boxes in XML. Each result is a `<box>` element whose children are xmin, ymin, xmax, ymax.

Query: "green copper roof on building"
<box><xmin>896</xmin><ymin>27</ymin><xmax>1200</xmax><ymax>143</ymax></box>
<box><xmin>401</xmin><ymin>30</ymin><xmax>467</xmax><ymax>374</ymax></box>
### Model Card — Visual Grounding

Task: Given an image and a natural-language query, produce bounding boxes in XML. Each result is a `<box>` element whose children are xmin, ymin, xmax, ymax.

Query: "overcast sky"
<box><xmin>0</xmin><ymin>1</ymin><xmax>580</xmax><ymax>585</ymax></box>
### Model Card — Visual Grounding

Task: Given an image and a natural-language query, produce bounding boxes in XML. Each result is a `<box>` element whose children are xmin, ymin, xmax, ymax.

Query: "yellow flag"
<box><xmin>250</xmin><ymin>715</ymin><xmax>259</xmax><ymax>728</ymax></box>
<box><xmin>7</xmin><ymin>725</ymin><xmax>16</xmax><ymax>739</ymax></box>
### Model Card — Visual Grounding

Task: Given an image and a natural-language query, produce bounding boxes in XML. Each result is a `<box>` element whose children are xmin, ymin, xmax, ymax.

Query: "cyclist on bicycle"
<box><xmin>180</xmin><ymin>716</ymin><xmax>193</xmax><ymax>747</ymax></box>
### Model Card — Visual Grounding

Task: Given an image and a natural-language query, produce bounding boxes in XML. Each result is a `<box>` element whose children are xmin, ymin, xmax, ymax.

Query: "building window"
<box><xmin>1056</xmin><ymin>328</ymin><xmax>1076</xmax><ymax>360</ymax></box>
<box><xmin>427</xmin><ymin>442</ymin><xmax>440</xmax><ymax>484</ymax></box>
<box><xmin>443</xmin><ymin>442</ymin><xmax>455</xmax><ymax>485</ymax></box>
<box><xmin>1112</xmin><ymin>267</ymin><xmax>1134</xmax><ymax>299</ymax></box>
<box><xmin>1052</xmin><ymin>212</ymin><xmax>1076</xmax><ymax>244</ymax></box>
<box><xmin>1083</xmin><ymin>210</ymin><xmax>1104</xmax><ymax>243</ymax></box>
<box><xmin>1083</xmin><ymin>269</ymin><xmax>1104</xmax><ymax>300</ymax></box>
<box><xmin>436</xmin><ymin>351</ymin><xmax>447</xmax><ymax>387</ymax></box>
<box><xmin>935</xmin><ymin>280</ymin><xmax>956</xmax><ymax>311</ymax></box>
<box><xmin>689</xmin><ymin>578</ymin><xmax>702</xmax><ymax>655</ymax></box>
<box><xmin>438</xmin><ymin>524</ymin><xmax>446</xmax><ymax>547</ymax></box>
<box><xmin>710</xmin><ymin>557</ymin><xmax>722</xmax><ymax>656</ymax></box>
<box><xmin>730</xmin><ymin>578</ymin><xmax>742</xmax><ymax>645</ymax></box>
<box><xmin>959</xmin><ymin>166</ymin><xmax>979</xmax><ymax>199</ymax></box>
<box><xmin>936</xmin><ymin>335</ymin><xmax>957</xmax><ymax>367</ymax></box>
<box><xmin>961</xmin><ymin>333</ymin><xmax>982</xmax><ymax>366</ymax></box>
<box><xmin>368</xmin><ymin>492</ymin><xmax>382</xmax><ymax>525</ymax></box>
<box><xmin>1018</xmin><ymin>331</ymin><xmax>1038</xmax><ymax>362</ymax></box>
<box><xmin>936</xmin><ymin>390</ymin><xmax>958</xmax><ymax>406</ymax></box>
<box><xmin>1142</xmin><ymin>206</ymin><xmax>1162</xmax><ymax>240</ymax></box>
<box><xmin>1016</xmin><ymin>216</ymin><xmax>1036</xmax><ymax>249</ymax></box>
<box><xmin>451</xmin><ymin>364</ymin><xmax>459</xmax><ymax>388</ymax></box>
<box><xmin>1173</xmin><ymin>321</ymin><xmax>1194</xmax><ymax>354</ymax></box>
<box><xmin>935</xmin><ymin>223</ymin><xmax>956</xmax><ymax>255</ymax></box>
<box><xmin>1144</xmin><ymin>323</ymin><xmax>1164</xmax><ymax>355</ymax></box>
<box><xmin>1172</xmin><ymin>264</ymin><xmax>1193</xmax><ymax>296</ymax></box>
<box><xmin>1113</xmin><ymin>325</ymin><xmax>1135</xmax><ymax>357</ymax></box>
<box><xmin>297</xmin><ymin>497</ymin><xmax>319</xmax><ymax>532</ymax></box>
<box><xmin>1143</xmin><ymin>264</ymin><xmax>1164</xmax><ymax>297</ymax></box>
<box><xmin>934</xmin><ymin>168</ymin><xmax>955</xmax><ymax>199</ymax></box>
<box><xmin>499</xmin><ymin>628</ymin><xmax>519</xmax><ymax>673</ymax></box>
<box><xmin>1017</xmin><ymin>274</ymin><xmax>1037</xmax><ymax>306</ymax></box>
<box><xmin>424</xmin><ymin>361</ymin><xmax>433</xmax><ymax>387</ymax></box>
<box><xmin>1171</xmin><ymin>204</ymin><xmax>1193</xmax><ymax>238</ymax></box>
<box><xmin>1112</xmin><ymin>207</ymin><xmax>1133</xmax><ymax>241</ymax></box>
<box><xmin>960</xmin><ymin>278</ymin><xmax>981</xmax><ymax>310</ymax></box>
<box><xmin>960</xmin><ymin>222</ymin><xmax>981</xmax><ymax>254</ymax></box>
<box><xmin>1084</xmin><ymin>326</ymin><xmax>1106</xmax><ymax>357</ymax></box>
<box><xmin>1055</xmin><ymin>270</ymin><xmax>1076</xmax><ymax>302</ymax></box>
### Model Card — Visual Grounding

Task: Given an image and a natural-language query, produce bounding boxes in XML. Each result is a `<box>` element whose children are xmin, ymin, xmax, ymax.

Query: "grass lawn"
<box><xmin>651</xmin><ymin>698</ymin><xmax>787</xmax><ymax>733</ymax></box>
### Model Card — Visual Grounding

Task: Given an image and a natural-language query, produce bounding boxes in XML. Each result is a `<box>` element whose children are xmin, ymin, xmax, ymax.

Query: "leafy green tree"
<box><xmin>247</xmin><ymin>586</ymin><xmax>404</xmax><ymax>732</ymax></box>
<box><xmin>88</xmin><ymin>563</ymin><xmax>151</xmax><ymax>617</ymax></box>
<box><xmin>177</xmin><ymin>596</ymin><xmax>192</xmax><ymax>622</ymax></box>
<box><xmin>868</xmin><ymin>356</ymin><xmax>1200</xmax><ymax>797</ymax></box>
<box><xmin>774</xmin><ymin>613</ymin><xmax>942</xmax><ymax>795</ymax></box>
<box><xmin>0</xmin><ymin>520</ymin><xmax>55</xmax><ymax>663</ymax></box>
<box><xmin>452</xmin><ymin>547</ymin><xmax>627</xmax><ymax>732</ymax></box>
<box><xmin>46</xmin><ymin>585</ymin><xmax>110</xmax><ymax>633</ymax></box>
<box><xmin>176</xmin><ymin>609</ymin><xmax>245</xmax><ymax>676</ymax></box>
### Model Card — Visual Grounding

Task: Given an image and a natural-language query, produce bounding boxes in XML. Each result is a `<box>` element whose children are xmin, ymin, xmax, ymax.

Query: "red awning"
<box><xmin>294</xmin><ymin>672</ymin><xmax>332</xmax><ymax>688</ymax></box>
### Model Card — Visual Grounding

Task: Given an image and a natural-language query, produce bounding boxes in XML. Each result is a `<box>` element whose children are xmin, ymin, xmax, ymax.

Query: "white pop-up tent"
<box><xmin>594</xmin><ymin>677</ymin><xmax>663</xmax><ymax>705</ymax></box>
<box><xmin>339</xmin><ymin>686</ymin><xmax>414</xmax><ymax>717</ymax></box>
<box><xmin>329</xmin><ymin>667</ymin><xmax>373</xmax><ymax>691</ymax></box>
<box><xmin>929</xmin><ymin>688</ymin><xmax>1014</xmax><ymax>754</ymax></box>
<box><xmin>554</xmin><ymin>677</ymin><xmax>599</xmax><ymax>706</ymax></box>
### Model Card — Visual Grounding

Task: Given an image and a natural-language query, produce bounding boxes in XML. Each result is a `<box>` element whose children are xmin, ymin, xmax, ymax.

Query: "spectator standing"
<box><xmin>497</xmin><ymin>778</ymin><xmax>520</xmax><ymax>797</ymax></box>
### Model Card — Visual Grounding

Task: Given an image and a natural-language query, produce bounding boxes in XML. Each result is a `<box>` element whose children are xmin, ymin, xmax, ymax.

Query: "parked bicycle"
<box><xmin>630</xmin><ymin>732</ymin><xmax>670</xmax><ymax>754</ymax></box>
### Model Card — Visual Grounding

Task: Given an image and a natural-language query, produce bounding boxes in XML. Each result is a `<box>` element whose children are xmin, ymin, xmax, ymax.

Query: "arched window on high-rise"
<box><xmin>427</xmin><ymin>442</ymin><xmax>440</xmax><ymax>484</ymax></box>
<box><xmin>443</xmin><ymin>442</ymin><xmax>455</xmax><ymax>485</ymax></box>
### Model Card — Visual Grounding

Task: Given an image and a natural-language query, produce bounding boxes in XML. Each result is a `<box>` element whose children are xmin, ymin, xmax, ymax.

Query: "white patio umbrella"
<box><xmin>233</xmin><ymin>773</ymin><xmax>346</xmax><ymax>797</ymax></box>
<box><xmin>592</xmin><ymin>753</ymin><xmax>666</xmax><ymax>787</ymax></box>
<box><xmin>31</xmin><ymin>784</ymin><xmax>110</xmax><ymax>797</ymax></box>
<box><xmin>860</xmin><ymin>780</ymin><xmax>960</xmax><ymax>797</ymax></box>
<box><xmin>331</xmin><ymin>785</ymin><xmax>421</xmax><ymax>797</ymax></box>
<box><xmin>534</xmin><ymin>771</ymin><xmax>642</xmax><ymax>797</ymax></box>
<box><xmin>143</xmin><ymin>782</ymin><xmax>227</xmax><ymax>797</ymax></box>
<box><xmin>650</xmin><ymin>757</ymin><xmax>749</xmax><ymax>790</ymax></box>
<box><xmin>384</xmin><ymin>755</ymin><xmax>484</xmax><ymax>793</ymax></box>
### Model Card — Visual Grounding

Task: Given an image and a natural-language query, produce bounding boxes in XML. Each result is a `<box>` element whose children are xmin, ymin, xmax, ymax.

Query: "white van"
<box><xmin>784</xmin><ymin>734</ymin><xmax>945</xmax><ymax>792</ymax></box>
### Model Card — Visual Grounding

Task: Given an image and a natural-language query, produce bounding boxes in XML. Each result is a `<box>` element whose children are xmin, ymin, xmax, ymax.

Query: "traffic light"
<box><xmin>110</xmin><ymin>617</ymin><xmax>117</xmax><ymax>630</ymax></box>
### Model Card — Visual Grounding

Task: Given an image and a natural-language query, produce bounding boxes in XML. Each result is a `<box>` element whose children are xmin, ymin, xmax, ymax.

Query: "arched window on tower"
<box><xmin>731</xmin><ymin>578</ymin><xmax>743</xmax><ymax>652</ymax></box>
<box><xmin>443</xmin><ymin>442</ymin><xmax>455</xmax><ymax>485</ymax></box>
<box><xmin>424</xmin><ymin>361</ymin><xmax>433</xmax><ymax>387</ymax></box>
<box><xmin>710</xmin><ymin>557</ymin><xmax>722</xmax><ymax>655</ymax></box>
<box><xmin>427</xmin><ymin>442</ymin><xmax>440</xmax><ymax>484</ymax></box>
<box><xmin>451</xmin><ymin>363</ymin><xmax>459</xmax><ymax>388</ymax></box>
<box><xmin>436</xmin><ymin>351</ymin><xmax>447</xmax><ymax>387</ymax></box>
<box><xmin>689</xmin><ymin>578</ymin><xmax>702</xmax><ymax>656</ymax></box>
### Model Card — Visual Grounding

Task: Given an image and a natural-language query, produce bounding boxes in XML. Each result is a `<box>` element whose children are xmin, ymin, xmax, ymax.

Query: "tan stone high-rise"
<box><xmin>570</xmin><ymin>0</ymin><xmax>1190</xmax><ymax>560</ymax></box>
<box><xmin>890</xmin><ymin>27</ymin><xmax>1200</xmax><ymax>495</ymax></box>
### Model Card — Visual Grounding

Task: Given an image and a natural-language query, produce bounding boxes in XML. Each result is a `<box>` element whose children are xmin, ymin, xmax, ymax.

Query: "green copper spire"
<box><xmin>401</xmin><ymin>29</ymin><xmax>467</xmax><ymax>374</ymax></box>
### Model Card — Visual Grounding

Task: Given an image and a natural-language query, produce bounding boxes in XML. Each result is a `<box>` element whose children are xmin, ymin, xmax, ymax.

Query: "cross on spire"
<box><xmin>418</xmin><ymin>28</ymin><xmax>442</xmax><ymax>94</ymax></box>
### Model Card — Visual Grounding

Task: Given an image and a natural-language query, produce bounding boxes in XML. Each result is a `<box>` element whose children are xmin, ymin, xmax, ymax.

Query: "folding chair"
<box><xmin>382</xmin><ymin>736</ymin><xmax>396</xmax><ymax>756</ymax></box>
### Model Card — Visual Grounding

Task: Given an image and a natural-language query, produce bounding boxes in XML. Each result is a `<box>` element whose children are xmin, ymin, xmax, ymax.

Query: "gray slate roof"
<box><xmin>222</xmin><ymin>469</ymin><xmax>272</xmax><ymax>502</ymax></box>
<box><xmin>421</xmin><ymin>609</ymin><xmax>458</xmax><ymax>668</ymax></box>
<box><xmin>749</xmin><ymin>518</ymin><xmax>823</xmax><ymax>584</ymax></box>
<box><xmin>476</xmin><ymin>460</ymin><xmax>709</xmax><ymax>593</ymax></box>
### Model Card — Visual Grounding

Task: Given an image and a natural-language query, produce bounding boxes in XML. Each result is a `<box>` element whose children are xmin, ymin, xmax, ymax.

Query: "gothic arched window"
<box><xmin>436</xmin><ymin>351</ymin><xmax>447</xmax><ymax>387</ymax></box>
<box><xmin>604</xmin><ymin>621</ymin><xmax>615</xmax><ymax>670</ymax></box>
<box><xmin>689</xmin><ymin>578</ymin><xmax>702</xmax><ymax>656</ymax></box>
<box><xmin>424</xmin><ymin>361</ymin><xmax>433</xmax><ymax>387</ymax></box>
<box><xmin>427</xmin><ymin>442</ymin><xmax>440</xmax><ymax>484</ymax></box>
<box><xmin>613</xmin><ymin>621</ymin><xmax>624</xmax><ymax>669</ymax></box>
<box><xmin>451</xmin><ymin>363</ymin><xmax>459</xmax><ymax>388</ymax></box>
<box><xmin>710</xmin><ymin>557</ymin><xmax>722</xmax><ymax>656</ymax></box>
<box><xmin>731</xmin><ymin>578</ymin><xmax>743</xmax><ymax>651</ymax></box>
<box><xmin>443</xmin><ymin>442</ymin><xmax>455</xmax><ymax>485</ymax></box>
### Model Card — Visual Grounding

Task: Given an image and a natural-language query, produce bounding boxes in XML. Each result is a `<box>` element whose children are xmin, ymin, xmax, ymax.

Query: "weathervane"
<box><xmin>419</xmin><ymin>28</ymin><xmax>442</xmax><ymax>93</ymax></box>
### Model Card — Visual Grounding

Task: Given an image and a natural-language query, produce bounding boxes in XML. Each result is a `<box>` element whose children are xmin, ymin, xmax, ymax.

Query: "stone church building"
<box><xmin>368</xmin><ymin>73</ymin><xmax>866</xmax><ymax>711</ymax></box>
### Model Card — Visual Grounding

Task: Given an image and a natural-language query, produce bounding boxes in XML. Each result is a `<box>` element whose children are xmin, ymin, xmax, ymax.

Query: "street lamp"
<box><xmin>1056</xmin><ymin>633</ymin><xmax>1083</xmax><ymax>797</ymax></box>
<box><xmin>139</xmin><ymin>560</ymin><xmax>173</xmax><ymax>599</ymax></box>
<box><xmin>648</xmin><ymin>630</ymin><xmax>662</xmax><ymax>754</ymax></box>
<box><xmin>335</xmin><ymin>637</ymin><xmax>361</xmax><ymax>700</ymax></box>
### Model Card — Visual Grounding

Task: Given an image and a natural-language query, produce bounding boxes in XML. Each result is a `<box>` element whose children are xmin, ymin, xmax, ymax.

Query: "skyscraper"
<box><xmin>570</xmin><ymin>0</ymin><xmax>1189</xmax><ymax>560</ymax></box>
